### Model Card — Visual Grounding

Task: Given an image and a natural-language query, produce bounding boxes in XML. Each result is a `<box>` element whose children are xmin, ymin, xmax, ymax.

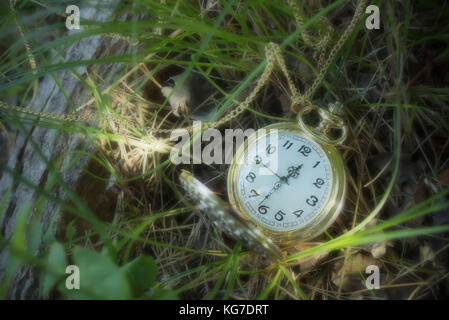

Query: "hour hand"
<box><xmin>282</xmin><ymin>164</ymin><xmax>302</xmax><ymax>183</ymax></box>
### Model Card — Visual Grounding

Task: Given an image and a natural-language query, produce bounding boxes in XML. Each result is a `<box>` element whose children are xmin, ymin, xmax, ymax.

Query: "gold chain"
<box><xmin>298</xmin><ymin>0</ymin><xmax>368</xmax><ymax>105</ymax></box>
<box><xmin>0</xmin><ymin>0</ymin><xmax>368</xmax><ymax>134</ymax></box>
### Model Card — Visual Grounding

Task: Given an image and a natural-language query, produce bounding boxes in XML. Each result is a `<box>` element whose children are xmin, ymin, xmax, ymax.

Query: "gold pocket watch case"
<box><xmin>227</xmin><ymin>121</ymin><xmax>346</xmax><ymax>244</ymax></box>
<box><xmin>179</xmin><ymin>103</ymin><xmax>347</xmax><ymax>258</ymax></box>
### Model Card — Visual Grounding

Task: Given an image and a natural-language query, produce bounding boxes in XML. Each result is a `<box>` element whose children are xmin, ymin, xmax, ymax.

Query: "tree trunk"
<box><xmin>0</xmin><ymin>0</ymin><xmax>130</xmax><ymax>299</ymax></box>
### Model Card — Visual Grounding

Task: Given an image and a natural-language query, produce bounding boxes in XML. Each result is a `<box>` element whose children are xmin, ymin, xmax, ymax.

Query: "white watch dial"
<box><xmin>236</xmin><ymin>129</ymin><xmax>333</xmax><ymax>232</ymax></box>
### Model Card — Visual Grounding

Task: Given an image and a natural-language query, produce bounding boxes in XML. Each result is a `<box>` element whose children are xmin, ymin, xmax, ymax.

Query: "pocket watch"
<box><xmin>179</xmin><ymin>102</ymin><xmax>347</xmax><ymax>260</ymax></box>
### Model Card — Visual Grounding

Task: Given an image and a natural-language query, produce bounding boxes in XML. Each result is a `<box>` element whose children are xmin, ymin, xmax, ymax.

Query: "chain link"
<box><xmin>0</xmin><ymin>1</ymin><xmax>368</xmax><ymax>134</ymax></box>
<box><xmin>289</xmin><ymin>0</ymin><xmax>369</xmax><ymax>109</ymax></box>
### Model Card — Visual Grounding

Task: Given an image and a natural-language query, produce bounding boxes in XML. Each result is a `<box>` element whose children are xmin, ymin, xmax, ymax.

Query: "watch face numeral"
<box><xmin>313</xmin><ymin>178</ymin><xmax>325</xmax><ymax>188</ymax></box>
<box><xmin>292</xmin><ymin>209</ymin><xmax>304</xmax><ymax>218</ymax></box>
<box><xmin>254</xmin><ymin>155</ymin><xmax>262</xmax><ymax>164</ymax></box>
<box><xmin>313</xmin><ymin>161</ymin><xmax>320</xmax><ymax>168</ymax></box>
<box><xmin>246</xmin><ymin>172</ymin><xmax>256</xmax><ymax>183</ymax></box>
<box><xmin>298</xmin><ymin>145</ymin><xmax>311</xmax><ymax>157</ymax></box>
<box><xmin>266</xmin><ymin>144</ymin><xmax>277</xmax><ymax>155</ymax></box>
<box><xmin>258</xmin><ymin>205</ymin><xmax>269</xmax><ymax>214</ymax></box>
<box><xmin>249</xmin><ymin>189</ymin><xmax>259</xmax><ymax>197</ymax></box>
<box><xmin>306</xmin><ymin>195</ymin><xmax>319</xmax><ymax>206</ymax></box>
<box><xmin>282</xmin><ymin>140</ymin><xmax>293</xmax><ymax>149</ymax></box>
<box><xmin>275</xmin><ymin>210</ymin><xmax>286</xmax><ymax>221</ymax></box>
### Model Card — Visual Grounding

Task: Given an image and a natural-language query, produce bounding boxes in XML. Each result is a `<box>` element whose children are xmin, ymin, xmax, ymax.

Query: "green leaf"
<box><xmin>28</xmin><ymin>218</ymin><xmax>42</xmax><ymax>254</ymax></box>
<box><xmin>40</xmin><ymin>242</ymin><xmax>67</xmax><ymax>298</ymax></box>
<box><xmin>61</xmin><ymin>246</ymin><xmax>132</xmax><ymax>300</ymax></box>
<box><xmin>122</xmin><ymin>256</ymin><xmax>158</xmax><ymax>294</ymax></box>
<box><xmin>10</xmin><ymin>202</ymin><xmax>33</xmax><ymax>254</ymax></box>
<box><xmin>42</xmin><ymin>210</ymin><xmax>59</xmax><ymax>245</ymax></box>
<box><xmin>66</xmin><ymin>220</ymin><xmax>77</xmax><ymax>243</ymax></box>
